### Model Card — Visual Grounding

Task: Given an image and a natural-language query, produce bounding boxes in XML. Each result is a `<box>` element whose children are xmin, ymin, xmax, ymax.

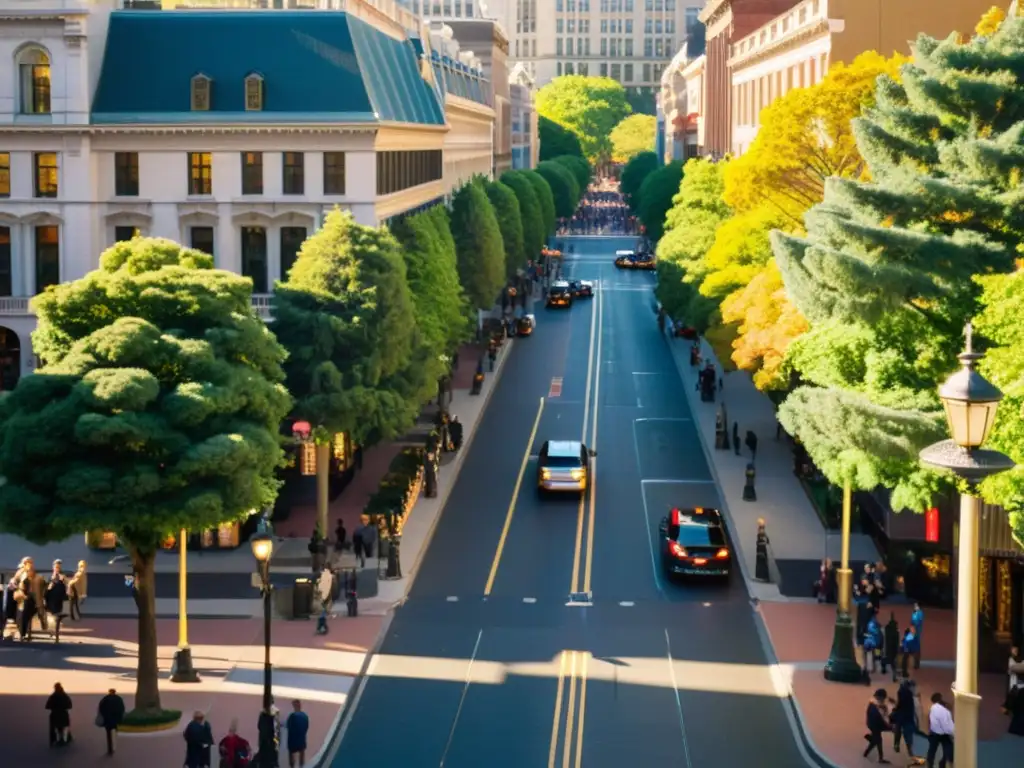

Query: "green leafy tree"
<box><xmin>636</xmin><ymin>160</ymin><xmax>683</xmax><ymax>242</ymax></box>
<box><xmin>536</xmin><ymin>160</ymin><xmax>580</xmax><ymax>219</ymax></box>
<box><xmin>539</xmin><ymin>115</ymin><xmax>585</xmax><ymax>160</ymax></box>
<box><xmin>535</xmin><ymin>75</ymin><xmax>632</xmax><ymax>162</ymax></box>
<box><xmin>625</xmin><ymin>87</ymin><xmax>656</xmax><ymax>115</ymax></box>
<box><xmin>450</xmin><ymin>179</ymin><xmax>506</xmax><ymax>309</ymax></box>
<box><xmin>501</xmin><ymin>170</ymin><xmax>546</xmax><ymax>260</ymax></box>
<box><xmin>551</xmin><ymin>154</ymin><xmax>592</xmax><ymax>192</ymax></box>
<box><xmin>524</xmin><ymin>170</ymin><xmax>557</xmax><ymax>237</ymax></box>
<box><xmin>610</xmin><ymin>114</ymin><xmax>657</xmax><ymax>163</ymax></box>
<box><xmin>773</xmin><ymin>20</ymin><xmax>1024</xmax><ymax>513</ymax></box>
<box><xmin>620</xmin><ymin>151</ymin><xmax>659</xmax><ymax>212</ymax></box>
<box><xmin>0</xmin><ymin>237</ymin><xmax>292</xmax><ymax>720</ymax></box>
<box><xmin>485</xmin><ymin>180</ymin><xmax>527</xmax><ymax>277</ymax></box>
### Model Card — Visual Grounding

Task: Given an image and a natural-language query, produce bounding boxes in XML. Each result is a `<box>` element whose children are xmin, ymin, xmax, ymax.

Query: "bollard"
<box><xmin>755</xmin><ymin>518</ymin><xmax>771</xmax><ymax>582</ymax></box>
<box><xmin>471</xmin><ymin>359</ymin><xmax>485</xmax><ymax>395</ymax></box>
<box><xmin>743</xmin><ymin>462</ymin><xmax>757</xmax><ymax>502</ymax></box>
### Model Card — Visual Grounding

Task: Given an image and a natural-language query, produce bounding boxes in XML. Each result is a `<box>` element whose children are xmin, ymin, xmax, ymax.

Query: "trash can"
<box><xmin>293</xmin><ymin>578</ymin><xmax>313</xmax><ymax>619</ymax></box>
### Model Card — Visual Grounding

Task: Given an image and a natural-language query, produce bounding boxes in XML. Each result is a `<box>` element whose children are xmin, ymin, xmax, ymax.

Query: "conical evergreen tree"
<box><xmin>774</xmin><ymin>17</ymin><xmax>1024</xmax><ymax>511</ymax></box>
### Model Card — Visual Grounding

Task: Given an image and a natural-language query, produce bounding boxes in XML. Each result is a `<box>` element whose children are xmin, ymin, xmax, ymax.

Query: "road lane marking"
<box><xmin>639</xmin><ymin>478</ymin><xmax>717</xmax><ymax>485</ymax></box>
<box><xmin>570</xmin><ymin>283</ymin><xmax>600</xmax><ymax>596</ymax></box>
<box><xmin>638</xmin><ymin>480</ymin><xmax>665</xmax><ymax>594</ymax></box>
<box><xmin>548</xmin><ymin>377</ymin><xmax>563</xmax><ymax>398</ymax></box>
<box><xmin>619</xmin><ymin>601</ymin><xmax>635</xmax><ymax>607</ymax></box>
<box><xmin>634</xmin><ymin>417</ymin><xmax>692</xmax><ymax>422</ymax></box>
<box><xmin>562</xmin><ymin>652</ymin><xmax>579</xmax><ymax>768</ymax></box>
<box><xmin>523</xmin><ymin>597</ymin><xmax>537</xmax><ymax>604</ymax></box>
<box><xmin>573</xmin><ymin>652</ymin><xmax>589</xmax><ymax>768</ymax></box>
<box><xmin>439</xmin><ymin>628</ymin><xmax>483</xmax><ymax>767</ymax></box>
<box><xmin>483</xmin><ymin>396</ymin><xmax>545</xmax><ymax>595</ymax></box>
<box><xmin>446</xmin><ymin>596</ymin><xmax>459</xmax><ymax>602</ymax></box>
<box><xmin>548</xmin><ymin>651</ymin><xmax>569</xmax><ymax>768</ymax></box>
<box><xmin>665</xmin><ymin>629</ymin><xmax>694</xmax><ymax>768</ymax></box>
<box><xmin>582</xmin><ymin>279</ymin><xmax>603</xmax><ymax>594</ymax></box>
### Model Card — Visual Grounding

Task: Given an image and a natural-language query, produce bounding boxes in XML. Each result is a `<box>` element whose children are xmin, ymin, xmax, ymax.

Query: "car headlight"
<box><xmin>540</xmin><ymin>468</ymin><xmax>552</xmax><ymax>479</ymax></box>
<box><xmin>570</xmin><ymin>468</ymin><xmax>584</xmax><ymax>481</ymax></box>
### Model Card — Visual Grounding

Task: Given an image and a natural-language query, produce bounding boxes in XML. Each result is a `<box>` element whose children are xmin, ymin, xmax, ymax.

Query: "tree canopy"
<box><xmin>0</xmin><ymin>237</ymin><xmax>292</xmax><ymax>717</ymax></box>
<box><xmin>539</xmin><ymin>115</ymin><xmax>585</xmax><ymax>160</ymax></box>
<box><xmin>610</xmin><ymin>114</ymin><xmax>657</xmax><ymax>163</ymax></box>
<box><xmin>636</xmin><ymin>160</ymin><xmax>683</xmax><ymax>242</ymax></box>
<box><xmin>523</xmin><ymin>169</ymin><xmax>557</xmax><ymax>237</ymax></box>
<box><xmin>449</xmin><ymin>179</ymin><xmax>507</xmax><ymax>310</ymax></box>
<box><xmin>551</xmin><ymin>154</ymin><xmax>592</xmax><ymax>192</ymax></box>
<box><xmin>535</xmin><ymin>75</ymin><xmax>632</xmax><ymax>162</ymax></box>
<box><xmin>485</xmin><ymin>179</ymin><xmax>527</xmax><ymax>277</ymax></box>
<box><xmin>273</xmin><ymin>209</ymin><xmax>420</xmax><ymax>445</ymax></box>
<box><xmin>500</xmin><ymin>170</ymin><xmax>546</xmax><ymax>261</ymax></box>
<box><xmin>620</xmin><ymin>151</ymin><xmax>659</xmax><ymax>212</ymax></box>
<box><xmin>536</xmin><ymin>160</ymin><xmax>581</xmax><ymax>219</ymax></box>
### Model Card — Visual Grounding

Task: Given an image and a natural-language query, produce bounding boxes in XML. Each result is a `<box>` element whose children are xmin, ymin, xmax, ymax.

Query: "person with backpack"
<box><xmin>863</xmin><ymin>609</ymin><xmax>883</xmax><ymax>677</ymax></box>
<box><xmin>219</xmin><ymin>719</ymin><xmax>252</xmax><ymax>768</ymax></box>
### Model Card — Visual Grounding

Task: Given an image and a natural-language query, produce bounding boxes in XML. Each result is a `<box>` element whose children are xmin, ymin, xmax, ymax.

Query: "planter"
<box><xmin>120</xmin><ymin>709</ymin><xmax>182</xmax><ymax>733</ymax></box>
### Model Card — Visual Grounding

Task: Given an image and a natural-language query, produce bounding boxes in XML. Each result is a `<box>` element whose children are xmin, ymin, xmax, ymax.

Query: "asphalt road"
<box><xmin>332</xmin><ymin>235</ymin><xmax>810</xmax><ymax>768</ymax></box>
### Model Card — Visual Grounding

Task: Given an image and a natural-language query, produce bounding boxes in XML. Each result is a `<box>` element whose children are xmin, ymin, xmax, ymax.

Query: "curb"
<box><xmin>311</xmin><ymin>338</ymin><xmax>514</xmax><ymax>767</ymax></box>
<box><xmin>661</xmin><ymin>325</ymin><xmax>836</xmax><ymax>768</ymax></box>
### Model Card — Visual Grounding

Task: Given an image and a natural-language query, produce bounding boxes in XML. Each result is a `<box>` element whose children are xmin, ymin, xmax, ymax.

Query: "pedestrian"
<box><xmin>901</xmin><ymin>625</ymin><xmax>920</xmax><ymax>680</ymax></box>
<box><xmin>358</xmin><ymin>513</ymin><xmax>377</xmax><ymax>562</ymax></box>
<box><xmin>754</xmin><ymin>519</ymin><xmax>770</xmax><ymax>582</ymax></box>
<box><xmin>46</xmin><ymin>559</ymin><xmax>68</xmax><ymax>641</ymax></box>
<box><xmin>16</xmin><ymin>562</ymin><xmax>44</xmax><ymax>641</ymax></box>
<box><xmin>825</xmin><ymin>560</ymin><xmax>837</xmax><ymax>604</ymax></box>
<box><xmin>890</xmin><ymin>678</ymin><xmax>925</xmax><ymax>764</ymax></box>
<box><xmin>1008</xmin><ymin>677</ymin><xmax>1024</xmax><ymax>736</ymax></box>
<box><xmin>449</xmin><ymin>415</ymin><xmax>464</xmax><ymax>452</ymax></box>
<box><xmin>334</xmin><ymin>518</ymin><xmax>347</xmax><ymax>554</ymax></box>
<box><xmin>46</xmin><ymin>682</ymin><xmax>73</xmax><ymax>747</ymax></box>
<box><xmin>1004</xmin><ymin>645</ymin><xmax>1024</xmax><ymax>712</ymax></box>
<box><xmin>926</xmin><ymin>692</ymin><xmax>954</xmax><ymax>767</ymax></box>
<box><xmin>257</xmin><ymin>702</ymin><xmax>280</xmax><ymax>766</ymax></box>
<box><xmin>863</xmin><ymin>688</ymin><xmax>892</xmax><ymax>763</ymax></box>
<box><xmin>97</xmin><ymin>688</ymin><xmax>125</xmax><ymax>755</ymax></box>
<box><xmin>745</xmin><ymin>430</ymin><xmax>758</xmax><ymax>461</ymax></box>
<box><xmin>67</xmin><ymin>560</ymin><xmax>86</xmax><ymax>621</ymax></box>
<box><xmin>184</xmin><ymin>710</ymin><xmax>214</xmax><ymax>768</ymax></box>
<box><xmin>732</xmin><ymin>422</ymin><xmax>740</xmax><ymax>456</ymax></box>
<box><xmin>863</xmin><ymin>609</ymin><xmax>882</xmax><ymax>676</ymax></box>
<box><xmin>882</xmin><ymin>612</ymin><xmax>900</xmax><ymax>678</ymax></box>
<box><xmin>855</xmin><ymin>591</ymin><xmax>872</xmax><ymax>665</ymax></box>
<box><xmin>285</xmin><ymin>699</ymin><xmax>309</xmax><ymax>767</ymax></box>
<box><xmin>910</xmin><ymin>603</ymin><xmax>924</xmax><ymax>669</ymax></box>
<box><xmin>219</xmin><ymin>718</ymin><xmax>252</xmax><ymax>767</ymax></box>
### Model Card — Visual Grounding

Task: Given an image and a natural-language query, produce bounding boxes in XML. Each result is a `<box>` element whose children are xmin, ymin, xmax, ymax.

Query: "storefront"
<box><xmin>85</xmin><ymin>521</ymin><xmax>242</xmax><ymax>551</ymax></box>
<box><xmin>978</xmin><ymin>501</ymin><xmax>1024</xmax><ymax>648</ymax></box>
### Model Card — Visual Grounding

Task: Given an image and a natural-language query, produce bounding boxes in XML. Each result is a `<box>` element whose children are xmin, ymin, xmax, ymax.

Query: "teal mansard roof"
<box><xmin>91</xmin><ymin>11</ymin><xmax>446</xmax><ymax>126</ymax></box>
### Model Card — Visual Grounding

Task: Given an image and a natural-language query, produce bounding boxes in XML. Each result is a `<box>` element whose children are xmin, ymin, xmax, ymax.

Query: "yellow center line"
<box><xmin>562</xmin><ymin>652</ymin><xmax>579</xmax><ymax>768</ymax></box>
<box><xmin>570</xmin><ymin>291</ymin><xmax>599</xmax><ymax>595</ymax></box>
<box><xmin>583</xmin><ymin>280</ymin><xmax>604</xmax><ymax>594</ymax></box>
<box><xmin>574</xmin><ymin>652</ymin><xmax>589</xmax><ymax>768</ymax></box>
<box><xmin>547</xmin><ymin>651</ymin><xmax>568</xmax><ymax>768</ymax></box>
<box><xmin>483</xmin><ymin>396</ymin><xmax>546</xmax><ymax>595</ymax></box>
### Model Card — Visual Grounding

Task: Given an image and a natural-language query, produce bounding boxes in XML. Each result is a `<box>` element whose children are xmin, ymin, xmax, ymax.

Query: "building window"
<box><xmin>188</xmin><ymin>152</ymin><xmax>212</xmax><ymax>196</ymax></box>
<box><xmin>18</xmin><ymin>48</ymin><xmax>51</xmax><ymax>115</ymax></box>
<box><xmin>323</xmin><ymin>152</ymin><xmax>346</xmax><ymax>195</ymax></box>
<box><xmin>557</xmin><ymin>62</ymin><xmax>563</xmax><ymax>76</ymax></box>
<box><xmin>0</xmin><ymin>153</ymin><xmax>9</xmax><ymax>198</ymax></box>
<box><xmin>624</xmin><ymin>63</ymin><xmax>633</xmax><ymax>82</ymax></box>
<box><xmin>280</xmin><ymin>226</ymin><xmax>307</xmax><ymax>280</ymax></box>
<box><xmin>600</xmin><ymin>38</ymin><xmax>607</xmax><ymax>56</ymax></box>
<box><xmin>114</xmin><ymin>226</ymin><xmax>140</xmax><ymax>243</ymax></box>
<box><xmin>557</xmin><ymin>38</ymin><xmax>563</xmax><ymax>56</ymax></box>
<box><xmin>645</xmin><ymin>19</ymin><xmax>652</xmax><ymax>34</ymax></box>
<box><xmin>644</xmin><ymin>39</ymin><xmax>653</xmax><ymax>57</ymax></box>
<box><xmin>600</xmin><ymin>63</ymin><xmax>608</xmax><ymax>77</ymax></box>
<box><xmin>241</xmin><ymin>226</ymin><xmax>268</xmax><ymax>294</ymax></box>
<box><xmin>644</xmin><ymin>63</ymin><xmax>651</xmax><ymax>82</ymax></box>
<box><xmin>560</xmin><ymin>20</ymin><xmax>565</xmax><ymax>33</ymax></box>
<box><xmin>611</xmin><ymin>63</ymin><xmax>620</xmax><ymax>80</ymax></box>
<box><xmin>34</xmin><ymin>152</ymin><xmax>58</xmax><ymax>198</ymax></box>
<box><xmin>190</xmin><ymin>226</ymin><xmax>215</xmax><ymax>257</ymax></box>
<box><xmin>376</xmin><ymin>150</ymin><xmax>443</xmax><ymax>196</ymax></box>
<box><xmin>191</xmin><ymin>74</ymin><xmax>212</xmax><ymax>111</ymax></box>
<box><xmin>625</xmin><ymin>39</ymin><xmax>632</xmax><ymax>56</ymax></box>
<box><xmin>114</xmin><ymin>152</ymin><xmax>139</xmax><ymax>197</ymax></box>
<box><xmin>282</xmin><ymin>152</ymin><xmax>304</xmax><ymax>195</ymax></box>
<box><xmin>625</xmin><ymin>19</ymin><xmax>632</xmax><ymax>33</ymax></box>
<box><xmin>245</xmin><ymin>74</ymin><xmax>264</xmax><ymax>111</ymax></box>
<box><xmin>242</xmin><ymin>152</ymin><xmax>263</xmax><ymax>195</ymax></box>
<box><xmin>0</xmin><ymin>227</ymin><xmax>10</xmax><ymax>296</ymax></box>
<box><xmin>567</xmin><ymin>38</ymin><xmax>573</xmax><ymax>56</ymax></box>
<box><xmin>35</xmin><ymin>225</ymin><xmax>59</xmax><ymax>293</ymax></box>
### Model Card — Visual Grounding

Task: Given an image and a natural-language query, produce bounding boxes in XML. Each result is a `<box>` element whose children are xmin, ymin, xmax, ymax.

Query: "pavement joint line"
<box><xmin>637</xmin><ymin>477</ymin><xmax>665</xmax><ymax>595</ymax></box>
<box><xmin>634</xmin><ymin>417</ymin><xmax>692</xmax><ymax>422</ymax></box>
<box><xmin>639</xmin><ymin>478</ymin><xmax>717</xmax><ymax>485</ymax></box>
<box><xmin>438</xmin><ymin>627</ymin><xmax>483</xmax><ymax>767</ymax></box>
<box><xmin>523</xmin><ymin>597</ymin><xmax>537</xmax><ymax>603</ymax></box>
<box><xmin>618</xmin><ymin>601</ymin><xmax>635</xmax><ymax>607</ymax></box>
<box><xmin>446</xmin><ymin>596</ymin><xmax>459</xmax><ymax>602</ymax></box>
<box><xmin>664</xmin><ymin>628</ymin><xmax>694</xmax><ymax>768</ymax></box>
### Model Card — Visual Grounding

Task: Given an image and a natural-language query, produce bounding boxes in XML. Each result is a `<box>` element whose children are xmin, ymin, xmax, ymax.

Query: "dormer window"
<box><xmin>18</xmin><ymin>48</ymin><xmax>51</xmax><ymax>115</ymax></box>
<box><xmin>191</xmin><ymin>74</ymin><xmax>211</xmax><ymax>112</ymax></box>
<box><xmin>245</xmin><ymin>74</ymin><xmax>264</xmax><ymax>111</ymax></box>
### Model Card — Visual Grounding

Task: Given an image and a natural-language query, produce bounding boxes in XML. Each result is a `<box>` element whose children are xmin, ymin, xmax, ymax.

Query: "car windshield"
<box><xmin>549</xmin><ymin>286</ymin><xmax>570</xmax><ymax>295</ymax></box>
<box><xmin>673</xmin><ymin>523</ymin><xmax>726</xmax><ymax>547</ymax></box>
<box><xmin>544</xmin><ymin>455</ymin><xmax>582</xmax><ymax>468</ymax></box>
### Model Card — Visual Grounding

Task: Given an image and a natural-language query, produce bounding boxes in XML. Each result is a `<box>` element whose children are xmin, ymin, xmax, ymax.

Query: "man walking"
<box><xmin>910</xmin><ymin>603</ymin><xmax>924</xmax><ymax>669</ymax></box>
<box><xmin>97</xmin><ymin>688</ymin><xmax>125</xmax><ymax>755</ymax></box>
<box><xmin>926</xmin><ymin>692</ymin><xmax>954</xmax><ymax>767</ymax></box>
<box><xmin>285</xmin><ymin>700</ymin><xmax>309</xmax><ymax>767</ymax></box>
<box><xmin>745</xmin><ymin>430</ymin><xmax>758</xmax><ymax>461</ymax></box>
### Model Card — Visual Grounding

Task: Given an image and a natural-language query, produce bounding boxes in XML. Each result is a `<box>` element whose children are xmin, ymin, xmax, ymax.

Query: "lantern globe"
<box><xmin>250</xmin><ymin>532</ymin><xmax>273</xmax><ymax>564</ymax></box>
<box><xmin>937</xmin><ymin>365</ymin><xmax>1002</xmax><ymax>449</ymax></box>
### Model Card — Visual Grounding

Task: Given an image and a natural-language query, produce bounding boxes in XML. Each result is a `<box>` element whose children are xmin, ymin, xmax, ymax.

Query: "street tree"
<box><xmin>620</xmin><ymin>151</ymin><xmax>659</xmax><ymax>212</ymax></box>
<box><xmin>636</xmin><ymin>160</ymin><xmax>683</xmax><ymax>242</ymax></box>
<box><xmin>524</xmin><ymin>170</ymin><xmax>557</xmax><ymax>237</ymax></box>
<box><xmin>551</xmin><ymin>154</ymin><xmax>592</xmax><ymax>193</ymax></box>
<box><xmin>976</xmin><ymin>5</ymin><xmax>1007</xmax><ymax>36</ymax></box>
<box><xmin>773</xmin><ymin>20</ymin><xmax>1024</xmax><ymax>512</ymax></box>
<box><xmin>485</xmin><ymin>180</ymin><xmax>527</xmax><ymax>277</ymax></box>
<box><xmin>609</xmin><ymin>114</ymin><xmax>657</xmax><ymax>163</ymax></box>
<box><xmin>0</xmin><ymin>237</ymin><xmax>292</xmax><ymax>722</ymax></box>
<box><xmin>273</xmin><ymin>210</ymin><xmax>419</xmax><ymax>532</ymax></box>
<box><xmin>539</xmin><ymin>115</ymin><xmax>585</xmax><ymax>160</ymax></box>
<box><xmin>536</xmin><ymin>160</ymin><xmax>580</xmax><ymax>219</ymax></box>
<box><xmin>535</xmin><ymin>75</ymin><xmax>632</xmax><ymax>162</ymax></box>
<box><xmin>501</xmin><ymin>170</ymin><xmax>546</xmax><ymax>261</ymax></box>
<box><xmin>450</xmin><ymin>179</ymin><xmax>506</xmax><ymax>310</ymax></box>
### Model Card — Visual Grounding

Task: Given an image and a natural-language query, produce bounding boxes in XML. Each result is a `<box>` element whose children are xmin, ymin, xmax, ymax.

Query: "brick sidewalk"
<box><xmin>0</xmin><ymin>615</ymin><xmax>382</xmax><ymax>768</ymax></box>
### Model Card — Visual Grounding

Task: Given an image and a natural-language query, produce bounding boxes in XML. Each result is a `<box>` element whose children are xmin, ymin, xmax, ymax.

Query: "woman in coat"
<box><xmin>46</xmin><ymin>682</ymin><xmax>73</xmax><ymax>746</ymax></box>
<box><xmin>183</xmin><ymin>711</ymin><xmax>214</xmax><ymax>768</ymax></box>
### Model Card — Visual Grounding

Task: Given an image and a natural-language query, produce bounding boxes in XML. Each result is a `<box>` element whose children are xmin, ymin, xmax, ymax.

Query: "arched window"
<box><xmin>18</xmin><ymin>47</ymin><xmax>51</xmax><ymax>115</ymax></box>
<box><xmin>244</xmin><ymin>73</ymin><xmax>264</xmax><ymax>111</ymax></box>
<box><xmin>191</xmin><ymin>74</ymin><xmax>212</xmax><ymax>111</ymax></box>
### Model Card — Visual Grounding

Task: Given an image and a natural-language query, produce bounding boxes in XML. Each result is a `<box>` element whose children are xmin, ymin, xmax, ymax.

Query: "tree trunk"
<box><xmin>129</xmin><ymin>545</ymin><xmax>163</xmax><ymax>716</ymax></box>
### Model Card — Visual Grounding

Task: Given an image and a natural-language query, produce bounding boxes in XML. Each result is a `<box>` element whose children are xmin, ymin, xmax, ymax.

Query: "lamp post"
<box><xmin>251</xmin><ymin>532</ymin><xmax>277</xmax><ymax>768</ymax></box>
<box><xmin>919</xmin><ymin>323</ymin><xmax>1014</xmax><ymax>768</ymax></box>
<box><xmin>170</xmin><ymin>528</ymin><xmax>201</xmax><ymax>683</ymax></box>
<box><xmin>823</xmin><ymin>482</ymin><xmax>862</xmax><ymax>683</ymax></box>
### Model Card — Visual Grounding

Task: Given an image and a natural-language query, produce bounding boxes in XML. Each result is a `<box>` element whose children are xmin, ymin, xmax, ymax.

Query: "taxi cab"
<box><xmin>537</xmin><ymin>440</ymin><xmax>595</xmax><ymax>496</ymax></box>
<box><xmin>659</xmin><ymin>506</ymin><xmax>731</xmax><ymax>579</ymax></box>
<box><xmin>546</xmin><ymin>280</ymin><xmax>573</xmax><ymax>308</ymax></box>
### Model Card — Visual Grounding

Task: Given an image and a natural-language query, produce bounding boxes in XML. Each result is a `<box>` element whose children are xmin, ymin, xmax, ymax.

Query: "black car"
<box><xmin>659</xmin><ymin>507</ymin><xmax>731</xmax><ymax>579</ymax></box>
<box><xmin>546</xmin><ymin>280</ymin><xmax>573</xmax><ymax>308</ymax></box>
<box><xmin>569</xmin><ymin>280</ymin><xmax>594</xmax><ymax>298</ymax></box>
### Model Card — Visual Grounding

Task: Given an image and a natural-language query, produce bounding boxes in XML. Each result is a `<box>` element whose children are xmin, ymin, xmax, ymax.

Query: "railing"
<box><xmin>730</xmin><ymin>0</ymin><xmax>828</xmax><ymax>62</ymax></box>
<box><xmin>0</xmin><ymin>297</ymin><xmax>31</xmax><ymax>316</ymax></box>
<box><xmin>251</xmin><ymin>293</ymin><xmax>274</xmax><ymax>320</ymax></box>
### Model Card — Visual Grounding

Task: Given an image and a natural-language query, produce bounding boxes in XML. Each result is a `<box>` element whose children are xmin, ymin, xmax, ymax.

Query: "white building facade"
<box><xmin>508</xmin><ymin>62</ymin><xmax>538</xmax><ymax>169</ymax></box>
<box><xmin>0</xmin><ymin>0</ymin><xmax>494</xmax><ymax>387</ymax></box>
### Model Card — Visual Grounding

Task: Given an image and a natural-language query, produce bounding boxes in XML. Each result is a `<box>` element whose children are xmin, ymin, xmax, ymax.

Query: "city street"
<box><xmin>332</xmin><ymin>236</ymin><xmax>810</xmax><ymax>767</ymax></box>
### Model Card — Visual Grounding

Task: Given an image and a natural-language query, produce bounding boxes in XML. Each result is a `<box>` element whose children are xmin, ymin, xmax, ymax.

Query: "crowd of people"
<box><xmin>2</xmin><ymin>556</ymin><xmax>86</xmax><ymax>642</ymax></box>
<box><xmin>558</xmin><ymin>181</ymin><xmax>639</xmax><ymax>235</ymax></box>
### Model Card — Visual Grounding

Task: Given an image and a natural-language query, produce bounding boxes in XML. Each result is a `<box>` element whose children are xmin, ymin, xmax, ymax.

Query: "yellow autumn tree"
<box><xmin>976</xmin><ymin>6</ymin><xmax>1007</xmax><ymax>36</ymax></box>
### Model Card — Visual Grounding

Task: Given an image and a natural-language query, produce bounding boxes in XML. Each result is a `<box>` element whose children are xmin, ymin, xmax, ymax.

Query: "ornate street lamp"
<box><xmin>919</xmin><ymin>323</ymin><xmax>1014</xmax><ymax>768</ymax></box>
<box><xmin>251</xmin><ymin>531</ymin><xmax>278</xmax><ymax>767</ymax></box>
<box><xmin>170</xmin><ymin>527</ymin><xmax>200</xmax><ymax>683</ymax></box>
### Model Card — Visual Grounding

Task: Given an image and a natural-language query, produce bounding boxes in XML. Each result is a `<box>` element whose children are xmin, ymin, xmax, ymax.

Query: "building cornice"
<box><xmin>444</xmin><ymin>95</ymin><xmax>496</xmax><ymax>121</ymax></box>
<box><xmin>0</xmin><ymin>124</ymin><xmax>383</xmax><ymax>136</ymax></box>
<box><xmin>698</xmin><ymin>0</ymin><xmax>732</xmax><ymax>26</ymax></box>
<box><xmin>728</xmin><ymin>17</ymin><xmax>831</xmax><ymax>70</ymax></box>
